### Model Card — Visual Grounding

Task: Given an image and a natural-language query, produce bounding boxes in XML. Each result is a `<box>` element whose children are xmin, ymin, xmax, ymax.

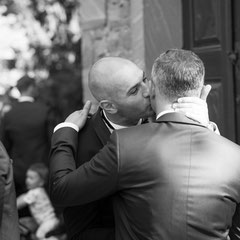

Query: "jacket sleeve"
<box><xmin>49</xmin><ymin>127</ymin><xmax>119</xmax><ymax>206</ymax></box>
<box><xmin>0</xmin><ymin>115</ymin><xmax>11</xmax><ymax>154</ymax></box>
<box><xmin>0</xmin><ymin>142</ymin><xmax>8</xmax><ymax>226</ymax></box>
<box><xmin>0</xmin><ymin>141</ymin><xmax>19</xmax><ymax>240</ymax></box>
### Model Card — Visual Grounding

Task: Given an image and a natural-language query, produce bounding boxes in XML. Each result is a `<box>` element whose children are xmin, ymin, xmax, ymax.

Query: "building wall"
<box><xmin>144</xmin><ymin>0</ymin><xmax>183</xmax><ymax>77</ymax></box>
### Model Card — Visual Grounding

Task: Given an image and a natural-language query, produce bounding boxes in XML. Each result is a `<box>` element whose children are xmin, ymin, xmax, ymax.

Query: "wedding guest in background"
<box><xmin>1</xmin><ymin>75</ymin><xmax>54</xmax><ymax>201</ymax></box>
<box><xmin>17</xmin><ymin>163</ymin><xmax>60</xmax><ymax>240</ymax></box>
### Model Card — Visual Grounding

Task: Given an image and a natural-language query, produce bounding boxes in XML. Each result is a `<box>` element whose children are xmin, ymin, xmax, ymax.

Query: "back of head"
<box><xmin>151</xmin><ymin>49</ymin><xmax>205</xmax><ymax>102</ymax></box>
<box><xmin>16</xmin><ymin>75</ymin><xmax>36</xmax><ymax>94</ymax></box>
<box><xmin>29</xmin><ymin>163</ymin><xmax>48</xmax><ymax>185</ymax></box>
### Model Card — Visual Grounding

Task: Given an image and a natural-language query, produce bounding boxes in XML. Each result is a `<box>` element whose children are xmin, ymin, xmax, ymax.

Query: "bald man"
<box><xmin>50</xmin><ymin>57</ymin><xmax>214</xmax><ymax>240</ymax></box>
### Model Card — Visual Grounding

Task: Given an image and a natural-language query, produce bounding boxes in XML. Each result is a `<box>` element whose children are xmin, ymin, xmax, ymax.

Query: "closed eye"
<box><xmin>128</xmin><ymin>86</ymin><xmax>139</xmax><ymax>95</ymax></box>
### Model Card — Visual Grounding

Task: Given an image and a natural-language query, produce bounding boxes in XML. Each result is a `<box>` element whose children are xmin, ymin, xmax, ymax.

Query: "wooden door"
<box><xmin>182</xmin><ymin>0</ymin><xmax>237</xmax><ymax>142</ymax></box>
<box><xmin>233</xmin><ymin>0</ymin><xmax>240</xmax><ymax>144</ymax></box>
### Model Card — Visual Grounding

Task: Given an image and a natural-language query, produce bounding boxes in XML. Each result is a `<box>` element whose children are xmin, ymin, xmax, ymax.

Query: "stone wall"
<box><xmin>79</xmin><ymin>0</ymin><xmax>182</xmax><ymax>111</ymax></box>
<box><xmin>144</xmin><ymin>0</ymin><xmax>183</xmax><ymax>77</ymax></box>
<box><xmin>79</xmin><ymin>0</ymin><xmax>145</xmax><ymax>111</ymax></box>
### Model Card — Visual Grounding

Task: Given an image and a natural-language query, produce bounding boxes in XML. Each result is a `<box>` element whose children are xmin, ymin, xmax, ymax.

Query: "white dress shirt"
<box><xmin>54</xmin><ymin>110</ymin><xmax>142</xmax><ymax>133</ymax></box>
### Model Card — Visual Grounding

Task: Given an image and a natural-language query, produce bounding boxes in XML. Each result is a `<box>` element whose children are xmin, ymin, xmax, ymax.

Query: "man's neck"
<box><xmin>155</xmin><ymin>103</ymin><xmax>174</xmax><ymax>120</ymax></box>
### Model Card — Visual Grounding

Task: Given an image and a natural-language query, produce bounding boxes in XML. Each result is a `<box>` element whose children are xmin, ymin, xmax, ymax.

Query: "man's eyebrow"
<box><xmin>127</xmin><ymin>83</ymin><xmax>139</xmax><ymax>95</ymax></box>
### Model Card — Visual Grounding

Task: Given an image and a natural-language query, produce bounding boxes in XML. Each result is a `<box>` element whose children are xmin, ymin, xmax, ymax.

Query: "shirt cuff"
<box><xmin>54</xmin><ymin>122</ymin><xmax>79</xmax><ymax>132</ymax></box>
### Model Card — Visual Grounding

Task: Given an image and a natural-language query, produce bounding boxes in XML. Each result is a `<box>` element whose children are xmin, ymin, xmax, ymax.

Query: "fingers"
<box><xmin>173</xmin><ymin>103</ymin><xmax>205</xmax><ymax>109</ymax></box>
<box><xmin>177</xmin><ymin>111</ymin><xmax>209</xmax><ymax>126</ymax></box>
<box><xmin>175</xmin><ymin>85</ymin><xmax>212</xmax><ymax>104</ymax></box>
<box><xmin>64</xmin><ymin>101</ymin><xmax>92</xmax><ymax>127</ymax></box>
<box><xmin>184</xmin><ymin>112</ymin><xmax>202</xmax><ymax>124</ymax></box>
<box><xmin>200</xmin><ymin>84</ymin><xmax>211</xmax><ymax>101</ymax></box>
<box><xmin>82</xmin><ymin>100</ymin><xmax>92</xmax><ymax>114</ymax></box>
<box><xmin>173</xmin><ymin>98</ymin><xmax>207</xmax><ymax>109</ymax></box>
<box><xmin>174</xmin><ymin>108</ymin><xmax>196</xmax><ymax>113</ymax></box>
<box><xmin>79</xmin><ymin>100</ymin><xmax>92</xmax><ymax>117</ymax></box>
<box><xmin>65</xmin><ymin>111</ymin><xmax>80</xmax><ymax>123</ymax></box>
<box><xmin>172</xmin><ymin>95</ymin><xmax>209</xmax><ymax>126</ymax></box>
<box><xmin>174</xmin><ymin>108</ymin><xmax>206</xmax><ymax>117</ymax></box>
<box><xmin>75</xmin><ymin>101</ymin><xmax>92</xmax><ymax>129</ymax></box>
<box><xmin>176</xmin><ymin>97</ymin><xmax>204</xmax><ymax>104</ymax></box>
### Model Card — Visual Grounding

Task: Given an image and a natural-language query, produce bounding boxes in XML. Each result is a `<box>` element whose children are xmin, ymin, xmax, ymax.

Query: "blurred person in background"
<box><xmin>0</xmin><ymin>75</ymin><xmax>55</xmax><ymax>217</ymax></box>
<box><xmin>17</xmin><ymin>163</ymin><xmax>60</xmax><ymax>240</ymax></box>
<box><xmin>0</xmin><ymin>141</ymin><xmax>20</xmax><ymax>240</ymax></box>
<box><xmin>0</xmin><ymin>86</ymin><xmax>18</xmax><ymax>122</ymax></box>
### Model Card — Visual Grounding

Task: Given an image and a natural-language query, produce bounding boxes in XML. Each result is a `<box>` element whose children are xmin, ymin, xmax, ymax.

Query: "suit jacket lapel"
<box><xmin>91</xmin><ymin>108</ymin><xmax>111</xmax><ymax>145</ymax></box>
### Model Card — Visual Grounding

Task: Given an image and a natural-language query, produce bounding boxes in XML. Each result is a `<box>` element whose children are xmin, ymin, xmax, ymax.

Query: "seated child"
<box><xmin>17</xmin><ymin>163</ymin><xmax>60</xmax><ymax>240</ymax></box>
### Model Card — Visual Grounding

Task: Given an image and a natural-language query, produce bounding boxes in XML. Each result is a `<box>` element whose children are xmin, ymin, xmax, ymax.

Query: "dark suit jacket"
<box><xmin>0</xmin><ymin>141</ymin><xmax>20</xmax><ymax>240</ymax></box>
<box><xmin>50</xmin><ymin>108</ymin><xmax>115</xmax><ymax>240</ymax></box>
<box><xmin>1</xmin><ymin>100</ymin><xmax>53</xmax><ymax>196</ymax></box>
<box><xmin>50</xmin><ymin>112</ymin><xmax>240</xmax><ymax>240</ymax></box>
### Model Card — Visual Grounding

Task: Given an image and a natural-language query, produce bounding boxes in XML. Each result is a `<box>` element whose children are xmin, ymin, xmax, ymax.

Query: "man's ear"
<box><xmin>200</xmin><ymin>84</ymin><xmax>211</xmax><ymax>101</ymax></box>
<box><xmin>99</xmin><ymin>100</ymin><xmax>118</xmax><ymax>114</ymax></box>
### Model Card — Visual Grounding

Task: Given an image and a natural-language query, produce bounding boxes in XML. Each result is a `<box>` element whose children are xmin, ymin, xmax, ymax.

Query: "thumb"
<box><xmin>200</xmin><ymin>84</ymin><xmax>211</xmax><ymax>101</ymax></box>
<box><xmin>76</xmin><ymin>101</ymin><xmax>92</xmax><ymax>129</ymax></box>
<box><xmin>80</xmin><ymin>100</ymin><xmax>92</xmax><ymax>116</ymax></box>
<box><xmin>82</xmin><ymin>100</ymin><xmax>92</xmax><ymax>115</ymax></box>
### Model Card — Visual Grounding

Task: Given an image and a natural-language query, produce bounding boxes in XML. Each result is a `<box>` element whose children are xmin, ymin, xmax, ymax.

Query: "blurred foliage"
<box><xmin>0</xmin><ymin>0</ymin><xmax>83</xmax><ymax>121</ymax></box>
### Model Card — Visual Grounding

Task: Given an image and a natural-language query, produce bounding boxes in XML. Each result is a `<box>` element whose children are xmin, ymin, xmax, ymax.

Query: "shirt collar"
<box><xmin>18</xmin><ymin>96</ymin><xmax>34</xmax><ymax>102</ymax></box>
<box><xmin>156</xmin><ymin>109</ymin><xmax>175</xmax><ymax>120</ymax></box>
<box><xmin>102</xmin><ymin>110</ymin><xmax>142</xmax><ymax>131</ymax></box>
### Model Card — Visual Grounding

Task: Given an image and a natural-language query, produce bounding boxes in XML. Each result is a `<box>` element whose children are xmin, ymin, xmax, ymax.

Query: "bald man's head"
<box><xmin>88</xmin><ymin>56</ymin><xmax>153</xmax><ymax>126</ymax></box>
<box><xmin>88</xmin><ymin>57</ymin><xmax>140</xmax><ymax>102</ymax></box>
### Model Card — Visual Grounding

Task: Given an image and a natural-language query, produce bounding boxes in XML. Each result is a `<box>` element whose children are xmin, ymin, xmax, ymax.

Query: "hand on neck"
<box><xmin>155</xmin><ymin>102</ymin><xmax>174</xmax><ymax>118</ymax></box>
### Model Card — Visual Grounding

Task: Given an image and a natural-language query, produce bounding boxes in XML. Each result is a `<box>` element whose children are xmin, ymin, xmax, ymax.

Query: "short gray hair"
<box><xmin>151</xmin><ymin>49</ymin><xmax>205</xmax><ymax>101</ymax></box>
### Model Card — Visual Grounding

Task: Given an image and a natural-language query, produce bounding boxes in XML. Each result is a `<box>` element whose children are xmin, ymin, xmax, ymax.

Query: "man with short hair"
<box><xmin>1</xmin><ymin>75</ymin><xmax>54</xmax><ymax>198</ymax></box>
<box><xmin>49</xmin><ymin>55</ymin><xmax>218</xmax><ymax>240</ymax></box>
